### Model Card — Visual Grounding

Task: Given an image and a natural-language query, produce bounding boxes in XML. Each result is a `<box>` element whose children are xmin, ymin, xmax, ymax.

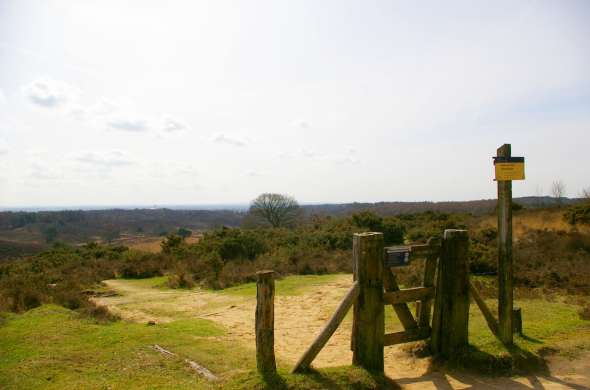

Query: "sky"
<box><xmin>0</xmin><ymin>0</ymin><xmax>589</xmax><ymax>208</ymax></box>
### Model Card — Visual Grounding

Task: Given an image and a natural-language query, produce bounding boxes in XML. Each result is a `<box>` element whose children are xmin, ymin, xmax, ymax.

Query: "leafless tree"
<box><xmin>249</xmin><ymin>193</ymin><xmax>300</xmax><ymax>228</ymax></box>
<box><xmin>551</xmin><ymin>180</ymin><xmax>566</xmax><ymax>206</ymax></box>
<box><xmin>580</xmin><ymin>187</ymin><xmax>590</xmax><ymax>199</ymax></box>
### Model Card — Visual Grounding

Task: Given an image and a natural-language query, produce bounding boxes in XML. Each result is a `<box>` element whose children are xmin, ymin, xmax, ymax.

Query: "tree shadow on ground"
<box><xmin>255</xmin><ymin>368</ymin><xmax>401</xmax><ymax>389</ymax></box>
<box><xmin>393</xmin><ymin>343</ymin><xmax>589</xmax><ymax>390</ymax></box>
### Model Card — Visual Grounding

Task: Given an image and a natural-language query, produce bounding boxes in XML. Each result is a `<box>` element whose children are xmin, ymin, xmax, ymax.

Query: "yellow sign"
<box><xmin>495</xmin><ymin>162</ymin><xmax>525</xmax><ymax>181</ymax></box>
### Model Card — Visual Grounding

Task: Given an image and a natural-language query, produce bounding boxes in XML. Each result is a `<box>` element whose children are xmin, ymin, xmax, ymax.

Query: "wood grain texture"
<box><xmin>431</xmin><ymin>229</ymin><xmax>470</xmax><ymax>359</ymax></box>
<box><xmin>383</xmin><ymin>287</ymin><xmax>434</xmax><ymax>305</ymax></box>
<box><xmin>352</xmin><ymin>232</ymin><xmax>384</xmax><ymax>373</ymax></box>
<box><xmin>418</xmin><ymin>237</ymin><xmax>441</xmax><ymax>327</ymax></box>
<box><xmin>497</xmin><ymin>143</ymin><xmax>514</xmax><ymax>345</ymax></box>
<box><xmin>383</xmin><ymin>268</ymin><xmax>418</xmax><ymax>330</ymax></box>
<box><xmin>255</xmin><ymin>270</ymin><xmax>276</xmax><ymax>373</ymax></box>
<box><xmin>384</xmin><ymin>326</ymin><xmax>431</xmax><ymax>346</ymax></box>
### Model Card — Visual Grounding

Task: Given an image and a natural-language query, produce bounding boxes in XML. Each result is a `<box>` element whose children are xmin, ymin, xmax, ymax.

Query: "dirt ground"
<box><xmin>94</xmin><ymin>275</ymin><xmax>590</xmax><ymax>389</ymax></box>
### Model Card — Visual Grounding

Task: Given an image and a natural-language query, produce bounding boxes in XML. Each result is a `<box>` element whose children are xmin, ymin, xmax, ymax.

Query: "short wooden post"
<box><xmin>497</xmin><ymin>143</ymin><xmax>514</xmax><ymax>345</ymax></box>
<box><xmin>256</xmin><ymin>270</ymin><xmax>276</xmax><ymax>374</ymax></box>
<box><xmin>431</xmin><ymin>229</ymin><xmax>470</xmax><ymax>359</ymax></box>
<box><xmin>512</xmin><ymin>307</ymin><xmax>523</xmax><ymax>336</ymax></box>
<box><xmin>352</xmin><ymin>232</ymin><xmax>384</xmax><ymax>373</ymax></box>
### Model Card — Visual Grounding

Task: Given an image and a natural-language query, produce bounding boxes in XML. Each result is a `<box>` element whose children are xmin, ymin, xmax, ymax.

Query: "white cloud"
<box><xmin>290</xmin><ymin>119</ymin><xmax>310</xmax><ymax>129</ymax></box>
<box><xmin>162</xmin><ymin>116</ymin><xmax>189</xmax><ymax>132</ymax></box>
<box><xmin>107</xmin><ymin>117</ymin><xmax>148</xmax><ymax>132</ymax></box>
<box><xmin>73</xmin><ymin>150</ymin><xmax>134</xmax><ymax>167</ymax></box>
<box><xmin>298</xmin><ymin>148</ymin><xmax>360</xmax><ymax>164</ymax></box>
<box><xmin>90</xmin><ymin>97</ymin><xmax>120</xmax><ymax>116</ymax></box>
<box><xmin>211</xmin><ymin>133</ymin><xmax>247</xmax><ymax>147</ymax></box>
<box><xmin>27</xmin><ymin>161</ymin><xmax>62</xmax><ymax>181</ymax></box>
<box><xmin>22</xmin><ymin>78</ymin><xmax>78</xmax><ymax>108</ymax></box>
<box><xmin>300</xmin><ymin>149</ymin><xmax>316</xmax><ymax>158</ymax></box>
<box><xmin>0</xmin><ymin>139</ymin><xmax>7</xmax><ymax>155</ymax></box>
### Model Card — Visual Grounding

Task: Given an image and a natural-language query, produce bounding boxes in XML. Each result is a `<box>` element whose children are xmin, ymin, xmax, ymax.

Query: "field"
<box><xmin>2</xmin><ymin>274</ymin><xmax>589</xmax><ymax>389</ymax></box>
<box><xmin>476</xmin><ymin>208</ymin><xmax>590</xmax><ymax>239</ymax></box>
<box><xmin>2</xmin><ymin>204</ymin><xmax>590</xmax><ymax>389</ymax></box>
<box><xmin>113</xmin><ymin>234</ymin><xmax>202</xmax><ymax>253</ymax></box>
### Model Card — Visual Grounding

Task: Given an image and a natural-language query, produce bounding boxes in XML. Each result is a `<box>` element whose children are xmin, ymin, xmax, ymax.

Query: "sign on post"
<box><xmin>384</xmin><ymin>246</ymin><xmax>411</xmax><ymax>267</ymax></box>
<box><xmin>493</xmin><ymin>156</ymin><xmax>525</xmax><ymax>181</ymax></box>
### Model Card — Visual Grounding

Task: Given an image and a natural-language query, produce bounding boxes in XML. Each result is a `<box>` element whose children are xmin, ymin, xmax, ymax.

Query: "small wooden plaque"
<box><xmin>384</xmin><ymin>246</ymin><xmax>411</xmax><ymax>267</ymax></box>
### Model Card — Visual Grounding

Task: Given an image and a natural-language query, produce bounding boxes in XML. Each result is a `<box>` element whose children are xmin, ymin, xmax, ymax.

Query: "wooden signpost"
<box><xmin>494</xmin><ymin>144</ymin><xmax>524</xmax><ymax>345</ymax></box>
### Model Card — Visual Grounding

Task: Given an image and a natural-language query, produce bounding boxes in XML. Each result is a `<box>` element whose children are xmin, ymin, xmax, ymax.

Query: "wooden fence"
<box><xmin>255</xmin><ymin>229</ymin><xmax>520</xmax><ymax>375</ymax></box>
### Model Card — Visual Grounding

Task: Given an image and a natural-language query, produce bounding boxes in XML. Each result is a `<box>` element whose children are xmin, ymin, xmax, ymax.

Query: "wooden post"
<box><xmin>256</xmin><ymin>270</ymin><xmax>276</xmax><ymax>374</ymax></box>
<box><xmin>431</xmin><ymin>229</ymin><xmax>470</xmax><ymax>359</ymax></box>
<box><xmin>352</xmin><ymin>232</ymin><xmax>384</xmax><ymax>372</ymax></box>
<box><xmin>497</xmin><ymin>143</ymin><xmax>514</xmax><ymax>345</ymax></box>
<box><xmin>417</xmin><ymin>237</ymin><xmax>441</xmax><ymax>328</ymax></box>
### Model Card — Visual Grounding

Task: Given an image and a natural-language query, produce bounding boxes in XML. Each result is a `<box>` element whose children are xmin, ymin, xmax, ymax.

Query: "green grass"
<box><xmin>3</xmin><ymin>273</ymin><xmax>590</xmax><ymax>387</ymax></box>
<box><xmin>0</xmin><ymin>305</ymin><xmax>238</xmax><ymax>389</ymax></box>
<box><xmin>115</xmin><ymin>276</ymin><xmax>170</xmax><ymax>288</ymax></box>
<box><xmin>0</xmin><ymin>304</ymin><xmax>390</xmax><ymax>389</ymax></box>
<box><xmin>453</xmin><ymin>298</ymin><xmax>590</xmax><ymax>373</ymax></box>
<box><xmin>224</xmin><ymin>367</ymin><xmax>394</xmax><ymax>390</ymax></box>
<box><xmin>219</xmin><ymin>274</ymin><xmax>342</xmax><ymax>297</ymax></box>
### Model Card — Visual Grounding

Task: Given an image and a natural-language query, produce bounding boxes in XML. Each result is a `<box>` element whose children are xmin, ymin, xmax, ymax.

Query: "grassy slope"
<box><xmin>0</xmin><ymin>303</ymin><xmax>387</xmax><ymax>390</ymax></box>
<box><xmin>2</xmin><ymin>275</ymin><xmax>590</xmax><ymax>388</ymax></box>
<box><xmin>220</xmin><ymin>274</ymin><xmax>341</xmax><ymax>296</ymax></box>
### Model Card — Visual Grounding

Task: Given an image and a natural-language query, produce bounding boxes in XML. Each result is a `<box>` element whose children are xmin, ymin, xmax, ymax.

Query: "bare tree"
<box><xmin>581</xmin><ymin>187</ymin><xmax>590</xmax><ymax>199</ymax></box>
<box><xmin>249</xmin><ymin>193</ymin><xmax>300</xmax><ymax>228</ymax></box>
<box><xmin>551</xmin><ymin>180</ymin><xmax>566</xmax><ymax>206</ymax></box>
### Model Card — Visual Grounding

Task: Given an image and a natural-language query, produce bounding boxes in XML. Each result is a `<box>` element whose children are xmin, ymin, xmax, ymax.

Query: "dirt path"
<box><xmin>94</xmin><ymin>276</ymin><xmax>590</xmax><ymax>389</ymax></box>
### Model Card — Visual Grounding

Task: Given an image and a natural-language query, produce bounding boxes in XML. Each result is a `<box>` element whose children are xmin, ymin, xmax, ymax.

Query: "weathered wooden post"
<box><xmin>352</xmin><ymin>232</ymin><xmax>384</xmax><ymax>372</ymax></box>
<box><xmin>496</xmin><ymin>144</ymin><xmax>514</xmax><ymax>344</ymax></box>
<box><xmin>431</xmin><ymin>229</ymin><xmax>470</xmax><ymax>359</ymax></box>
<box><xmin>255</xmin><ymin>270</ymin><xmax>276</xmax><ymax>374</ymax></box>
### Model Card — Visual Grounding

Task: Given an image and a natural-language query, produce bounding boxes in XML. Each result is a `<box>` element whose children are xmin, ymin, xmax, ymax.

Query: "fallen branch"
<box><xmin>153</xmin><ymin>344</ymin><xmax>176</xmax><ymax>356</ymax></box>
<box><xmin>152</xmin><ymin>345</ymin><xmax>218</xmax><ymax>381</ymax></box>
<box><xmin>185</xmin><ymin>359</ymin><xmax>218</xmax><ymax>381</ymax></box>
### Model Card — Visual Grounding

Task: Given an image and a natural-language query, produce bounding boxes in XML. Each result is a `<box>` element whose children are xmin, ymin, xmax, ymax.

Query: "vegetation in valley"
<box><xmin>2</xmin><ymin>202</ymin><xmax>590</xmax><ymax>317</ymax></box>
<box><xmin>1</xmin><ymin>199</ymin><xmax>590</xmax><ymax>387</ymax></box>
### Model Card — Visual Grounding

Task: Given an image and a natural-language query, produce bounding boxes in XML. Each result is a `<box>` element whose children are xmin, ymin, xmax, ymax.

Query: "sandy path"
<box><xmin>94</xmin><ymin>276</ymin><xmax>590</xmax><ymax>389</ymax></box>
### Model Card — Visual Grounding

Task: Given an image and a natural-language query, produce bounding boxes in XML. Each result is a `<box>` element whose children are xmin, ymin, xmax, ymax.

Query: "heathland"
<box><xmin>1</xmin><ymin>199</ymin><xmax>590</xmax><ymax>389</ymax></box>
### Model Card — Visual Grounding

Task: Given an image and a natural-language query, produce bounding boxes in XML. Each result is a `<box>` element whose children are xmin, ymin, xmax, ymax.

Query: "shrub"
<box><xmin>564</xmin><ymin>202</ymin><xmax>590</xmax><ymax>226</ymax></box>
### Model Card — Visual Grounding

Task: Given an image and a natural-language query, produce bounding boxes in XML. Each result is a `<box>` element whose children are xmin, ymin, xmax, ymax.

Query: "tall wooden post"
<box><xmin>352</xmin><ymin>232</ymin><xmax>384</xmax><ymax>372</ymax></box>
<box><xmin>497</xmin><ymin>143</ymin><xmax>514</xmax><ymax>345</ymax></box>
<box><xmin>256</xmin><ymin>270</ymin><xmax>276</xmax><ymax>374</ymax></box>
<box><xmin>431</xmin><ymin>229</ymin><xmax>470</xmax><ymax>359</ymax></box>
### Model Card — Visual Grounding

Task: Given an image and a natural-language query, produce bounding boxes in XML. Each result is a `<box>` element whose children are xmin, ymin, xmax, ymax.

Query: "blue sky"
<box><xmin>0</xmin><ymin>0</ymin><xmax>589</xmax><ymax>207</ymax></box>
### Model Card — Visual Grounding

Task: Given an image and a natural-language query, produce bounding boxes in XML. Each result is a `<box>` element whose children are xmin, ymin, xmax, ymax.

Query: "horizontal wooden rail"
<box><xmin>292</xmin><ymin>282</ymin><xmax>360</xmax><ymax>373</ymax></box>
<box><xmin>409</xmin><ymin>241</ymin><xmax>441</xmax><ymax>259</ymax></box>
<box><xmin>383</xmin><ymin>287</ymin><xmax>434</xmax><ymax>305</ymax></box>
<box><xmin>384</xmin><ymin>326</ymin><xmax>431</xmax><ymax>346</ymax></box>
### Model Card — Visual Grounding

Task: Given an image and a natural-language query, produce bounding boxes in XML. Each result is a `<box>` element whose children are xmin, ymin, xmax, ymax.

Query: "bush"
<box><xmin>564</xmin><ymin>202</ymin><xmax>590</xmax><ymax>226</ymax></box>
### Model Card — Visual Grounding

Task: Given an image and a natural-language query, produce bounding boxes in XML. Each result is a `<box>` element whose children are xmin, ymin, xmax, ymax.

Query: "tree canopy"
<box><xmin>249</xmin><ymin>193</ymin><xmax>300</xmax><ymax>228</ymax></box>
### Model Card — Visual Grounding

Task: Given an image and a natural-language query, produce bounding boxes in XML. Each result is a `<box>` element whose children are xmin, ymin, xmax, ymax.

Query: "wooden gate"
<box><xmin>381</xmin><ymin>238</ymin><xmax>441</xmax><ymax>347</ymax></box>
<box><xmin>292</xmin><ymin>233</ymin><xmax>441</xmax><ymax>373</ymax></box>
